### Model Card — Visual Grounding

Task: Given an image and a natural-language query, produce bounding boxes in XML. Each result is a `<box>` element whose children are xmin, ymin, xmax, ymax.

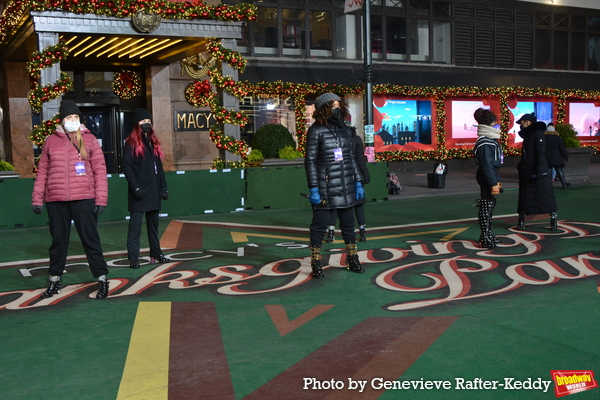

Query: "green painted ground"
<box><xmin>0</xmin><ymin>186</ymin><xmax>598</xmax><ymax>399</ymax></box>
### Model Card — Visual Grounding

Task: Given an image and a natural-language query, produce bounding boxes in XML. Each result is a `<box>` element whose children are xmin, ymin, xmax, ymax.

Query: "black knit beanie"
<box><xmin>134</xmin><ymin>108</ymin><xmax>152</xmax><ymax>124</ymax></box>
<box><xmin>59</xmin><ymin>100</ymin><xmax>81</xmax><ymax>121</ymax></box>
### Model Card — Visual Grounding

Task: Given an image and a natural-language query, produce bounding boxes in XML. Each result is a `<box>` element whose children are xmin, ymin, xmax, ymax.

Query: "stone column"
<box><xmin>38</xmin><ymin>32</ymin><xmax>61</xmax><ymax>121</ymax></box>
<box><xmin>220</xmin><ymin>38</ymin><xmax>240</xmax><ymax>164</ymax></box>
<box><xmin>149</xmin><ymin>64</ymin><xmax>174</xmax><ymax>171</ymax></box>
<box><xmin>6</xmin><ymin>62</ymin><xmax>33</xmax><ymax>177</ymax></box>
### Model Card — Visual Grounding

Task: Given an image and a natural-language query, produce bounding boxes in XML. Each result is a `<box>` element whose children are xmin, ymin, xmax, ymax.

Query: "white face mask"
<box><xmin>64</xmin><ymin>120</ymin><xmax>80</xmax><ymax>133</ymax></box>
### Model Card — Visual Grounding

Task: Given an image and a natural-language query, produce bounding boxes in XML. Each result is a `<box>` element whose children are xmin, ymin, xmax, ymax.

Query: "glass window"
<box><xmin>535</xmin><ymin>29</ymin><xmax>551</xmax><ymax>69</ymax></box>
<box><xmin>310</xmin><ymin>0</ymin><xmax>331</xmax><ymax>8</ymax></box>
<box><xmin>280</xmin><ymin>0</ymin><xmax>304</xmax><ymax>7</ymax></box>
<box><xmin>433</xmin><ymin>2</ymin><xmax>451</xmax><ymax>17</ymax></box>
<box><xmin>386</xmin><ymin>0</ymin><xmax>404</xmax><ymax>10</ymax></box>
<box><xmin>409</xmin><ymin>0</ymin><xmax>429</xmax><ymax>16</ymax></box>
<box><xmin>336</xmin><ymin>13</ymin><xmax>359</xmax><ymax>59</ymax></box>
<box><xmin>237</xmin><ymin>22</ymin><xmax>250</xmax><ymax>54</ymax></box>
<box><xmin>239</xmin><ymin>95</ymin><xmax>297</xmax><ymax>147</ymax></box>
<box><xmin>409</xmin><ymin>19</ymin><xmax>429</xmax><ymax>62</ymax></box>
<box><xmin>371</xmin><ymin>16</ymin><xmax>383</xmax><ymax>60</ymax></box>
<box><xmin>590</xmin><ymin>35</ymin><xmax>600</xmax><ymax>71</ymax></box>
<box><xmin>554</xmin><ymin>14</ymin><xmax>569</xmax><ymax>29</ymax></box>
<box><xmin>553</xmin><ymin>30</ymin><xmax>568</xmax><ymax>69</ymax></box>
<box><xmin>570</xmin><ymin>32</ymin><xmax>585</xmax><ymax>71</ymax></box>
<box><xmin>85</xmin><ymin>71</ymin><xmax>117</xmax><ymax>96</ymax></box>
<box><xmin>432</xmin><ymin>20</ymin><xmax>451</xmax><ymax>63</ymax></box>
<box><xmin>254</xmin><ymin>7</ymin><xmax>278</xmax><ymax>55</ymax></box>
<box><xmin>309</xmin><ymin>11</ymin><xmax>332</xmax><ymax>58</ymax></box>
<box><xmin>386</xmin><ymin>17</ymin><xmax>407</xmax><ymax>60</ymax></box>
<box><xmin>282</xmin><ymin>8</ymin><xmax>304</xmax><ymax>57</ymax></box>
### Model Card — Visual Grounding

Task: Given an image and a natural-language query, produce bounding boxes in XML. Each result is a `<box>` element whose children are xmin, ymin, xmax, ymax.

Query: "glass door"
<box><xmin>80</xmin><ymin>106</ymin><xmax>121</xmax><ymax>174</ymax></box>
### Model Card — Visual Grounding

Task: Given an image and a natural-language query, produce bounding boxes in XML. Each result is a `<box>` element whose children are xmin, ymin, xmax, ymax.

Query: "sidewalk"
<box><xmin>388</xmin><ymin>162</ymin><xmax>600</xmax><ymax>199</ymax></box>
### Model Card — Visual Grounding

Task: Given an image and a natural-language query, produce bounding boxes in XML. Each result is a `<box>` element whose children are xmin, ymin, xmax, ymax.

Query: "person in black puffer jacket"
<box><xmin>515</xmin><ymin>113</ymin><xmax>558</xmax><ymax>230</ymax></box>
<box><xmin>473</xmin><ymin>108</ymin><xmax>503</xmax><ymax>248</ymax></box>
<box><xmin>325</xmin><ymin>127</ymin><xmax>371</xmax><ymax>243</ymax></box>
<box><xmin>305</xmin><ymin>93</ymin><xmax>364</xmax><ymax>279</ymax></box>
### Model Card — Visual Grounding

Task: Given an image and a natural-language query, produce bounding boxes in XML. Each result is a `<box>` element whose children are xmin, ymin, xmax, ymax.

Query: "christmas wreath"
<box><xmin>112</xmin><ymin>70</ymin><xmax>141</xmax><ymax>99</ymax></box>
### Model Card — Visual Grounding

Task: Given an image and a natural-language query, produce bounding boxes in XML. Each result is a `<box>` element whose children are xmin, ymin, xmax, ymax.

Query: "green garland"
<box><xmin>0</xmin><ymin>0</ymin><xmax>257</xmax><ymax>45</ymax></box>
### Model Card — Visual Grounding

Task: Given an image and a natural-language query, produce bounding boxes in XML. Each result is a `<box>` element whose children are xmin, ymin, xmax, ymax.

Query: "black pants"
<box><xmin>46</xmin><ymin>199</ymin><xmax>108</xmax><ymax>278</ymax></box>
<box><xmin>127</xmin><ymin>210</ymin><xmax>162</xmax><ymax>260</ymax></box>
<box><xmin>328</xmin><ymin>205</ymin><xmax>366</xmax><ymax>227</ymax></box>
<box><xmin>311</xmin><ymin>208</ymin><xmax>355</xmax><ymax>246</ymax></box>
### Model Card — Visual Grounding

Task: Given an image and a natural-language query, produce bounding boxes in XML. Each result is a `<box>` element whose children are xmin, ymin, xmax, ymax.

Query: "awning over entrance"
<box><xmin>2</xmin><ymin>11</ymin><xmax>242</xmax><ymax>64</ymax></box>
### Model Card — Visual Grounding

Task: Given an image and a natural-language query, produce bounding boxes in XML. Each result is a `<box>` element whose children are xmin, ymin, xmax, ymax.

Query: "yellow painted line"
<box><xmin>230</xmin><ymin>227</ymin><xmax>469</xmax><ymax>243</ymax></box>
<box><xmin>230</xmin><ymin>232</ymin><xmax>308</xmax><ymax>243</ymax></box>
<box><xmin>117</xmin><ymin>302</ymin><xmax>171</xmax><ymax>400</ymax></box>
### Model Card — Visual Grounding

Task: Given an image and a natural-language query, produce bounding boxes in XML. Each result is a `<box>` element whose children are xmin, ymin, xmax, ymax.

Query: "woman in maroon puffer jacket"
<box><xmin>32</xmin><ymin>100</ymin><xmax>110</xmax><ymax>300</ymax></box>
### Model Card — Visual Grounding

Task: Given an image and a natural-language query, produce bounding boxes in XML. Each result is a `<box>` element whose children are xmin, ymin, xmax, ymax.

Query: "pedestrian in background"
<box><xmin>325</xmin><ymin>124</ymin><xmax>371</xmax><ymax>243</ymax></box>
<box><xmin>305</xmin><ymin>93</ymin><xmax>365</xmax><ymax>279</ymax></box>
<box><xmin>122</xmin><ymin>108</ymin><xmax>170</xmax><ymax>269</ymax></box>
<box><xmin>516</xmin><ymin>113</ymin><xmax>558</xmax><ymax>230</ymax></box>
<box><xmin>544</xmin><ymin>123</ymin><xmax>570</xmax><ymax>189</ymax></box>
<box><xmin>473</xmin><ymin>108</ymin><xmax>503</xmax><ymax>248</ymax></box>
<box><xmin>32</xmin><ymin>99</ymin><xmax>110</xmax><ymax>299</ymax></box>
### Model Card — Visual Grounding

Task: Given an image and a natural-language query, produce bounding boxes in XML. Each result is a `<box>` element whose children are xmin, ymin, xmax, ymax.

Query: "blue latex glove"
<box><xmin>309</xmin><ymin>187</ymin><xmax>321</xmax><ymax>205</ymax></box>
<box><xmin>355</xmin><ymin>182</ymin><xmax>365</xmax><ymax>200</ymax></box>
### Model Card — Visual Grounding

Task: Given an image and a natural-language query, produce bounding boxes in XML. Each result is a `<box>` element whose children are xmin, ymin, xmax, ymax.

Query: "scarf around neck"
<box><xmin>477</xmin><ymin>124</ymin><xmax>501</xmax><ymax>140</ymax></box>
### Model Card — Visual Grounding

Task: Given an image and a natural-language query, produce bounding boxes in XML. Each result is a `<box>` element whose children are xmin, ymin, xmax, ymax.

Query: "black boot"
<box><xmin>41</xmin><ymin>276</ymin><xmax>62</xmax><ymax>299</ymax></box>
<box><xmin>358</xmin><ymin>225</ymin><xmax>367</xmax><ymax>242</ymax></box>
<box><xmin>310</xmin><ymin>246</ymin><xmax>324</xmax><ymax>279</ymax></box>
<box><xmin>477</xmin><ymin>199</ymin><xmax>496</xmax><ymax>248</ymax></box>
<box><xmin>488</xmin><ymin>198</ymin><xmax>500</xmax><ymax>244</ymax></box>
<box><xmin>550</xmin><ymin>212</ymin><xmax>558</xmax><ymax>231</ymax></box>
<box><xmin>129</xmin><ymin>259</ymin><xmax>140</xmax><ymax>269</ymax></box>
<box><xmin>325</xmin><ymin>226</ymin><xmax>335</xmax><ymax>243</ymax></box>
<box><xmin>96</xmin><ymin>276</ymin><xmax>109</xmax><ymax>299</ymax></box>
<box><xmin>151</xmin><ymin>255</ymin><xmax>170</xmax><ymax>264</ymax></box>
<box><xmin>517</xmin><ymin>213</ymin><xmax>526</xmax><ymax>230</ymax></box>
<box><xmin>555</xmin><ymin>168</ymin><xmax>570</xmax><ymax>189</ymax></box>
<box><xmin>346</xmin><ymin>243</ymin><xmax>364</xmax><ymax>273</ymax></box>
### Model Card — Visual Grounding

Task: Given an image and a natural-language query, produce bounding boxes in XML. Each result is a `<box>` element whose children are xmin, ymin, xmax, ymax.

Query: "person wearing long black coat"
<box><xmin>325</xmin><ymin>129</ymin><xmax>371</xmax><ymax>242</ymax></box>
<box><xmin>305</xmin><ymin>92</ymin><xmax>364</xmax><ymax>279</ymax></box>
<box><xmin>544</xmin><ymin>124</ymin><xmax>570</xmax><ymax>189</ymax></box>
<box><xmin>516</xmin><ymin>113</ymin><xmax>558</xmax><ymax>230</ymax></box>
<box><xmin>122</xmin><ymin>108</ymin><xmax>170</xmax><ymax>268</ymax></box>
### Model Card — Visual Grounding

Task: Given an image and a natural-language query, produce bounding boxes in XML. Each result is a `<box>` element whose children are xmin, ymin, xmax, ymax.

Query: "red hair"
<box><xmin>126</xmin><ymin>124</ymin><xmax>164</xmax><ymax>159</ymax></box>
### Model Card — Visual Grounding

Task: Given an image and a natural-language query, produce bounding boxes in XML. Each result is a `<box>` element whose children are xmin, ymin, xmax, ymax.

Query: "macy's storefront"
<box><xmin>0</xmin><ymin>4</ymin><xmax>250</xmax><ymax>177</ymax></box>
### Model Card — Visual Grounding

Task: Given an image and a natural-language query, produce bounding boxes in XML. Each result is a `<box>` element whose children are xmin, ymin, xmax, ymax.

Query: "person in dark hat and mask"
<box><xmin>304</xmin><ymin>93</ymin><xmax>365</xmax><ymax>279</ymax></box>
<box><xmin>515</xmin><ymin>113</ymin><xmax>558</xmax><ymax>230</ymax></box>
<box><xmin>122</xmin><ymin>108</ymin><xmax>170</xmax><ymax>269</ymax></box>
<box><xmin>32</xmin><ymin>99</ymin><xmax>110</xmax><ymax>299</ymax></box>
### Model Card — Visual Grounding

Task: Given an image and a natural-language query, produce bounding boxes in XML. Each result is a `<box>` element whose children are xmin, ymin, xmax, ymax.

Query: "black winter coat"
<box><xmin>474</xmin><ymin>135</ymin><xmax>502</xmax><ymax>186</ymax></box>
<box><xmin>353</xmin><ymin>133</ymin><xmax>370</xmax><ymax>206</ymax></box>
<box><xmin>122</xmin><ymin>135</ymin><xmax>167</xmax><ymax>212</ymax></box>
<box><xmin>545</xmin><ymin>133</ymin><xmax>569</xmax><ymax>168</ymax></box>
<box><xmin>305</xmin><ymin>121</ymin><xmax>362</xmax><ymax>210</ymax></box>
<box><xmin>517</xmin><ymin>122</ymin><xmax>557</xmax><ymax>215</ymax></box>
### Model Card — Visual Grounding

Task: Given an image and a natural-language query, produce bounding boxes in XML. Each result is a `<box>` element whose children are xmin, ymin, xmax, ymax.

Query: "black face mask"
<box><xmin>330</xmin><ymin>108</ymin><xmax>341</xmax><ymax>120</ymax></box>
<box><xmin>140</xmin><ymin>123</ymin><xmax>152</xmax><ymax>133</ymax></box>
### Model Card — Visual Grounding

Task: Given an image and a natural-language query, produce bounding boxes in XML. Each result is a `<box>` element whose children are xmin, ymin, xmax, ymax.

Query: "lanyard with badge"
<box><xmin>329</xmin><ymin>126</ymin><xmax>343</xmax><ymax>162</ymax></box>
<box><xmin>66</xmin><ymin>132</ymin><xmax>86</xmax><ymax>176</ymax></box>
